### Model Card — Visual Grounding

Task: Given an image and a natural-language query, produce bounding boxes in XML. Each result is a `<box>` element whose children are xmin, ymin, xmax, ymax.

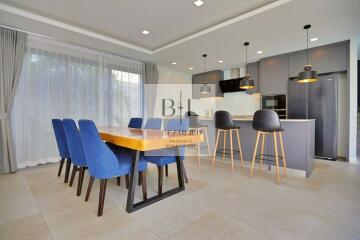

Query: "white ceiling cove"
<box><xmin>0</xmin><ymin>0</ymin><xmax>359</xmax><ymax>73</ymax></box>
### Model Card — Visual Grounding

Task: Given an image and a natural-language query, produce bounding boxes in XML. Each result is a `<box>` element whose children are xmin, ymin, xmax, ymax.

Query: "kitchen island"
<box><xmin>200</xmin><ymin>118</ymin><xmax>315</xmax><ymax>177</ymax></box>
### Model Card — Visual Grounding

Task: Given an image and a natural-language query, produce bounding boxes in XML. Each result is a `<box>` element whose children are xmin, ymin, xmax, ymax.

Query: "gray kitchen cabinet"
<box><xmin>192</xmin><ymin>70</ymin><xmax>224</xmax><ymax>99</ymax></box>
<box><xmin>259</xmin><ymin>55</ymin><xmax>288</xmax><ymax>95</ymax></box>
<box><xmin>246</xmin><ymin>62</ymin><xmax>260</xmax><ymax>94</ymax></box>
<box><xmin>288</xmin><ymin>41</ymin><xmax>349</xmax><ymax>78</ymax></box>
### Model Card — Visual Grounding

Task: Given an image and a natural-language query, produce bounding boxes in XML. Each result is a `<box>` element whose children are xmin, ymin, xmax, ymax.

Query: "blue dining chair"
<box><xmin>144</xmin><ymin>118</ymin><xmax>162</xmax><ymax>130</ymax></box>
<box><xmin>128</xmin><ymin>117</ymin><xmax>143</xmax><ymax>128</ymax></box>
<box><xmin>78</xmin><ymin>119</ymin><xmax>148</xmax><ymax>216</ymax></box>
<box><xmin>63</xmin><ymin>119</ymin><xmax>89</xmax><ymax>196</ymax></box>
<box><xmin>52</xmin><ymin>119</ymin><xmax>71</xmax><ymax>183</ymax></box>
<box><xmin>143</xmin><ymin>118</ymin><xmax>189</xmax><ymax>194</ymax></box>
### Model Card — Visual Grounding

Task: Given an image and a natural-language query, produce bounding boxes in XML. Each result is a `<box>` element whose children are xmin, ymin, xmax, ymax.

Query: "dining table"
<box><xmin>99</xmin><ymin>127</ymin><xmax>203</xmax><ymax>213</ymax></box>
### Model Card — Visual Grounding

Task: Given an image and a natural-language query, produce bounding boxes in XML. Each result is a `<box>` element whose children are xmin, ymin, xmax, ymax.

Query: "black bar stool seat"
<box><xmin>212</xmin><ymin>111</ymin><xmax>244</xmax><ymax>172</ymax></box>
<box><xmin>249</xmin><ymin>110</ymin><xmax>287</xmax><ymax>184</ymax></box>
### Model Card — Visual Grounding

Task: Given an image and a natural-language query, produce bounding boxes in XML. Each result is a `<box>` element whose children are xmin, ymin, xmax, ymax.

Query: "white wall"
<box><xmin>158</xmin><ymin>66</ymin><xmax>192</xmax><ymax>84</ymax></box>
<box><xmin>348</xmin><ymin>38</ymin><xmax>359</xmax><ymax>163</ymax></box>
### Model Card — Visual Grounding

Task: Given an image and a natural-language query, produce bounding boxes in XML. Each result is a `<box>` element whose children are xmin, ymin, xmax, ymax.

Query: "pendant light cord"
<box><xmin>245</xmin><ymin>44</ymin><xmax>248</xmax><ymax>74</ymax></box>
<box><xmin>306</xmin><ymin>27</ymin><xmax>309</xmax><ymax>65</ymax></box>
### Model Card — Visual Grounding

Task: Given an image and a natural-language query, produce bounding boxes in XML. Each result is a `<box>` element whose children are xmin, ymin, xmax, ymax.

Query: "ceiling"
<box><xmin>0</xmin><ymin>0</ymin><xmax>359</xmax><ymax>74</ymax></box>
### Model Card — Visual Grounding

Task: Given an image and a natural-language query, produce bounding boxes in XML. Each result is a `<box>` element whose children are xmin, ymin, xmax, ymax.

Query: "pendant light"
<box><xmin>200</xmin><ymin>54</ymin><xmax>211</xmax><ymax>94</ymax></box>
<box><xmin>297</xmin><ymin>24</ymin><xmax>318</xmax><ymax>83</ymax></box>
<box><xmin>240</xmin><ymin>42</ymin><xmax>255</xmax><ymax>89</ymax></box>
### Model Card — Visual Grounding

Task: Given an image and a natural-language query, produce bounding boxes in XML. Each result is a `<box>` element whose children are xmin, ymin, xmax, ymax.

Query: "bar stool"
<box><xmin>249</xmin><ymin>109</ymin><xmax>287</xmax><ymax>184</ymax></box>
<box><xmin>185</xmin><ymin>111</ymin><xmax>211</xmax><ymax>165</ymax></box>
<box><xmin>212</xmin><ymin>111</ymin><xmax>244</xmax><ymax>172</ymax></box>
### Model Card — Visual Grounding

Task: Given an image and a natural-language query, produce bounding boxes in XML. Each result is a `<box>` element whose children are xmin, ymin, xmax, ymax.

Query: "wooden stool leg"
<box><xmin>260</xmin><ymin>133</ymin><xmax>265</xmax><ymax>171</ymax></box>
<box><xmin>279</xmin><ymin>132</ymin><xmax>287</xmax><ymax>177</ymax></box>
<box><xmin>250</xmin><ymin>131</ymin><xmax>260</xmax><ymax>177</ymax></box>
<box><xmin>197</xmin><ymin>128</ymin><xmax>201</xmax><ymax>165</ymax></box>
<box><xmin>222</xmin><ymin>131</ymin><xmax>227</xmax><ymax>161</ymax></box>
<box><xmin>229</xmin><ymin>129</ymin><xmax>234</xmax><ymax>173</ymax></box>
<box><xmin>64</xmin><ymin>158</ymin><xmax>71</xmax><ymax>183</ymax></box>
<box><xmin>212</xmin><ymin>130</ymin><xmax>220</xmax><ymax>168</ymax></box>
<box><xmin>235</xmin><ymin>129</ymin><xmax>244</xmax><ymax>168</ymax></box>
<box><xmin>157</xmin><ymin>166</ymin><xmax>164</xmax><ymax>194</ymax></box>
<box><xmin>76</xmin><ymin>167</ymin><xmax>85</xmax><ymax>196</ymax></box>
<box><xmin>204</xmin><ymin>127</ymin><xmax>211</xmax><ymax>157</ymax></box>
<box><xmin>273</xmin><ymin>132</ymin><xmax>280</xmax><ymax>185</ymax></box>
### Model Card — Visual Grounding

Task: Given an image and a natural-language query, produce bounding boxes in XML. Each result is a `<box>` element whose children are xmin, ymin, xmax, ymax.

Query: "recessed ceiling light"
<box><xmin>257</xmin><ymin>50</ymin><xmax>264</xmax><ymax>54</ymax></box>
<box><xmin>310</xmin><ymin>37</ymin><xmax>318</xmax><ymax>42</ymax></box>
<box><xmin>141</xmin><ymin>30</ymin><xmax>150</xmax><ymax>35</ymax></box>
<box><xmin>172</xmin><ymin>62</ymin><xmax>177</xmax><ymax>65</ymax></box>
<box><xmin>218</xmin><ymin>60</ymin><xmax>224</xmax><ymax>63</ymax></box>
<box><xmin>193</xmin><ymin>0</ymin><xmax>204</xmax><ymax>7</ymax></box>
<box><xmin>189</xmin><ymin>67</ymin><xmax>194</xmax><ymax>70</ymax></box>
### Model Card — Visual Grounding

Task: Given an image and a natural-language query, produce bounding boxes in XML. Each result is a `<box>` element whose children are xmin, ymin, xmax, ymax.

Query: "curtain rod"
<box><xmin>0</xmin><ymin>24</ymin><xmax>146</xmax><ymax>64</ymax></box>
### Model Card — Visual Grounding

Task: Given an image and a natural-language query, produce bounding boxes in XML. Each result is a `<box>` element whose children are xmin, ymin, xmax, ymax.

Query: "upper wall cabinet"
<box><xmin>259</xmin><ymin>55</ymin><xmax>288</xmax><ymax>95</ymax></box>
<box><xmin>246</xmin><ymin>62</ymin><xmax>260</xmax><ymax>94</ymax></box>
<box><xmin>288</xmin><ymin>42</ymin><xmax>349</xmax><ymax>78</ymax></box>
<box><xmin>192</xmin><ymin>70</ymin><xmax>224</xmax><ymax>99</ymax></box>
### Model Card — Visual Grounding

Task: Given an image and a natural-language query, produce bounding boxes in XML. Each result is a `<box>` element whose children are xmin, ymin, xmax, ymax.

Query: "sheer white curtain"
<box><xmin>11</xmin><ymin>36</ymin><xmax>143</xmax><ymax>168</ymax></box>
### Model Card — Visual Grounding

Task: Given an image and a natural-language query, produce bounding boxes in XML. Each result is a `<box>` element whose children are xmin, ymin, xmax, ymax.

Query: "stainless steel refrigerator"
<box><xmin>288</xmin><ymin>73</ymin><xmax>339</xmax><ymax>160</ymax></box>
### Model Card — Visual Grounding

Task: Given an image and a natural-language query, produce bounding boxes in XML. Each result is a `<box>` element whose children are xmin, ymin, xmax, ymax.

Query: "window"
<box><xmin>11</xmin><ymin>36</ymin><xmax>143</xmax><ymax>168</ymax></box>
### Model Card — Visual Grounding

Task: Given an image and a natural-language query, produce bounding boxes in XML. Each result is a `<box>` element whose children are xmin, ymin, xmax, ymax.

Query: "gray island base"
<box><xmin>201</xmin><ymin>119</ymin><xmax>315</xmax><ymax>177</ymax></box>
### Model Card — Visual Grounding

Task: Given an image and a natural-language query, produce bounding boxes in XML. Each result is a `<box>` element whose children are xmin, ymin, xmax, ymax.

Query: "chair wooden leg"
<box><xmin>138</xmin><ymin>172</ymin><xmax>142</xmax><ymax>186</ymax></box>
<box><xmin>165</xmin><ymin>165</ymin><xmax>169</xmax><ymax>177</ymax></box>
<box><xmin>125</xmin><ymin>175</ymin><xmax>130</xmax><ymax>189</ymax></box>
<box><xmin>76</xmin><ymin>167</ymin><xmax>85</xmax><ymax>196</ymax></box>
<box><xmin>69</xmin><ymin>165</ymin><xmax>78</xmax><ymax>187</ymax></box>
<box><xmin>229</xmin><ymin>129</ymin><xmax>234</xmax><ymax>173</ymax></box>
<box><xmin>157</xmin><ymin>166</ymin><xmax>164</xmax><ymax>194</ymax></box>
<box><xmin>141</xmin><ymin>171</ymin><xmax>147</xmax><ymax>200</ymax></box>
<box><xmin>57</xmin><ymin>158</ymin><xmax>65</xmax><ymax>177</ymax></box>
<box><xmin>222</xmin><ymin>130</ymin><xmax>227</xmax><ymax>161</ymax></box>
<box><xmin>197</xmin><ymin>128</ymin><xmax>201</xmax><ymax>165</ymax></box>
<box><xmin>116</xmin><ymin>177</ymin><xmax>121</xmax><ymax>186</ymax></box>
<box><xmin>212</xmin><ymin>130</ymin><xmax>220</xmax><ymax>168</ymax></box>
<box><xmin>273</xmin><ymin>132</ymin><xmax>280</xmax><ymax>185</ymax></box>
<box><xmin>85</xmin><ymin>176</ymin><xmax>94</xmax><ymax>201</ymax></box>
<box><xmin>260</xmin><ymin>133</ymin><xmax>265</xmax><ymax>171</ymax></box>
<box><xmin>235</xmin><ymin>129</ymin><xmax>244</xmax><ymax>168</ymax></box>
<box><xmin>98</xmin><ymin>179</ymin><xmax>107</xmax><ymax>217</ymax></box>
<box><xmin>279</xmin><ymin>132</ymin><xmax>287</xmax><ymax>177</ymax></box>
<box><xmin>204</xmin><ymin>127</ymin><xmax>211</xmax><ymax>157</ymax></box>
<box><xmin>250</xmin><ymin>131</ymin><xmax>261</xmax><ymax>177</ymax></box>
<box><xmin>64</xmin><ymin>158</ymin><xmax>71</xmax><ymax>183</ymax></box>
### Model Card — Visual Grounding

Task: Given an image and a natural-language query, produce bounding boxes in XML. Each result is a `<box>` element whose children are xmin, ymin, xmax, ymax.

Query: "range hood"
<box><xmin>219</xmin><ymin>68</ymin><xmax>246</xmax><ymax>93</ymax></box>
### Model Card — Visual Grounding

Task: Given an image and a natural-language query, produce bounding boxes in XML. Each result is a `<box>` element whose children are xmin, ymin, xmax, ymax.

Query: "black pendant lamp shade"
<box><xmin>200</xmin><ymin>54</ymin><xmax>211</xmax><ymax>94</ymax></box>
<box><xmin>297</xmin><ymin>25</ymin><xmax>318</xmax><ymax>83</ymax></box>
<box><xmin>240</xmin><ymin>42</ymin><xmax>255</xmax><ymax>89</ymax></box>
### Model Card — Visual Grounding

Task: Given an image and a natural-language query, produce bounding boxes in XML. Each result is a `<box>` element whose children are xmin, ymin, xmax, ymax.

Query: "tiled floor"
<box><xmin>1</xmin><ymin>157</ymin><xmax>360</xmax><ymax>240</ymax></box>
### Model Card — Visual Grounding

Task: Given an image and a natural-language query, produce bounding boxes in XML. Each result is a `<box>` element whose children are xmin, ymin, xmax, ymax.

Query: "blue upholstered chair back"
<box><xmin>165</xmin><ymin>118</ymin><xmax>189</xmax><ymax>131</ymax></box>
<box><xmin>128</xmin><ymin>118</ymin><xmax>143</xmax><ymax>129</ymax></box>
<box><xmin>51</xmin><ymin>119</ymin><xmax>70</xmax><ymax>159</ymax></box>
<box><xmin>165</xmin><ymin>118</ymin><xmax>189</xmax><ymax>158</ymax></box>
<box><xmin>78</xmin><ymin>120</ymin><xmax>121</xmax><ymax>179</ymax></box>
<box><xmin>144</xmin><ymin>118</ymin><xmax>162</xmax><ymax>130</ymax></box>
<box><xmin>63</xmin><ymin>119</ymin><xmax>87</xmax><ymax>167</ymax></box>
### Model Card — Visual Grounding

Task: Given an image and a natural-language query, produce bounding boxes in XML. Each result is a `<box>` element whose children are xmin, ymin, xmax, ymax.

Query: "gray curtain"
<box><xmin>0</xmin><ymin>27</ymin><xmax>27</xmax><ymax>173</ymax></box>
<box><xmin>142</xmin><ymin>62</ymin><xmax>159</xmax><ymax>118</ymax></box>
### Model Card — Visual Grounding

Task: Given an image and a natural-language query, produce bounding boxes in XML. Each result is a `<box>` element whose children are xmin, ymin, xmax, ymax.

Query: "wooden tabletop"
<box><xmin>99</xmin><ymin>127</ymin><xmax>203</xmax><ymax>151</ymax></box>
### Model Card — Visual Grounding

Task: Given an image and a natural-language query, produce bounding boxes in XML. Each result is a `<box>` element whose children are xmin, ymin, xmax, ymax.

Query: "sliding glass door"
<box><xmin>11</xmin><ymin>36</ymin><xmax>143</xmax><ymax>168</ymax></box>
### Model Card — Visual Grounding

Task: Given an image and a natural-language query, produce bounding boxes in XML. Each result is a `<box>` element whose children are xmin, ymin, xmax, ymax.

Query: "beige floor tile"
<box><xmin>0</xmin><ymin>213</ymin><xmax>52</xmax><ymax>240</ymax></box>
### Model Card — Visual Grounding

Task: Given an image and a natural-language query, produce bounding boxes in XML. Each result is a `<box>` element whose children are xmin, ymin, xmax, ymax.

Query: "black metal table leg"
<box><xmin>126</xmin><ymin>147</ymin><xmax>185</xmax><ymax>213</ymax></box>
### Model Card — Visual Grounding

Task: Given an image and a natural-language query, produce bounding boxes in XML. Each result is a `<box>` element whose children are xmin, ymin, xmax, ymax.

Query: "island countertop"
<box><xmin>199</xmin><ymin>118</ymin><xmax>315</xmax><ymax>177</ymax></box>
